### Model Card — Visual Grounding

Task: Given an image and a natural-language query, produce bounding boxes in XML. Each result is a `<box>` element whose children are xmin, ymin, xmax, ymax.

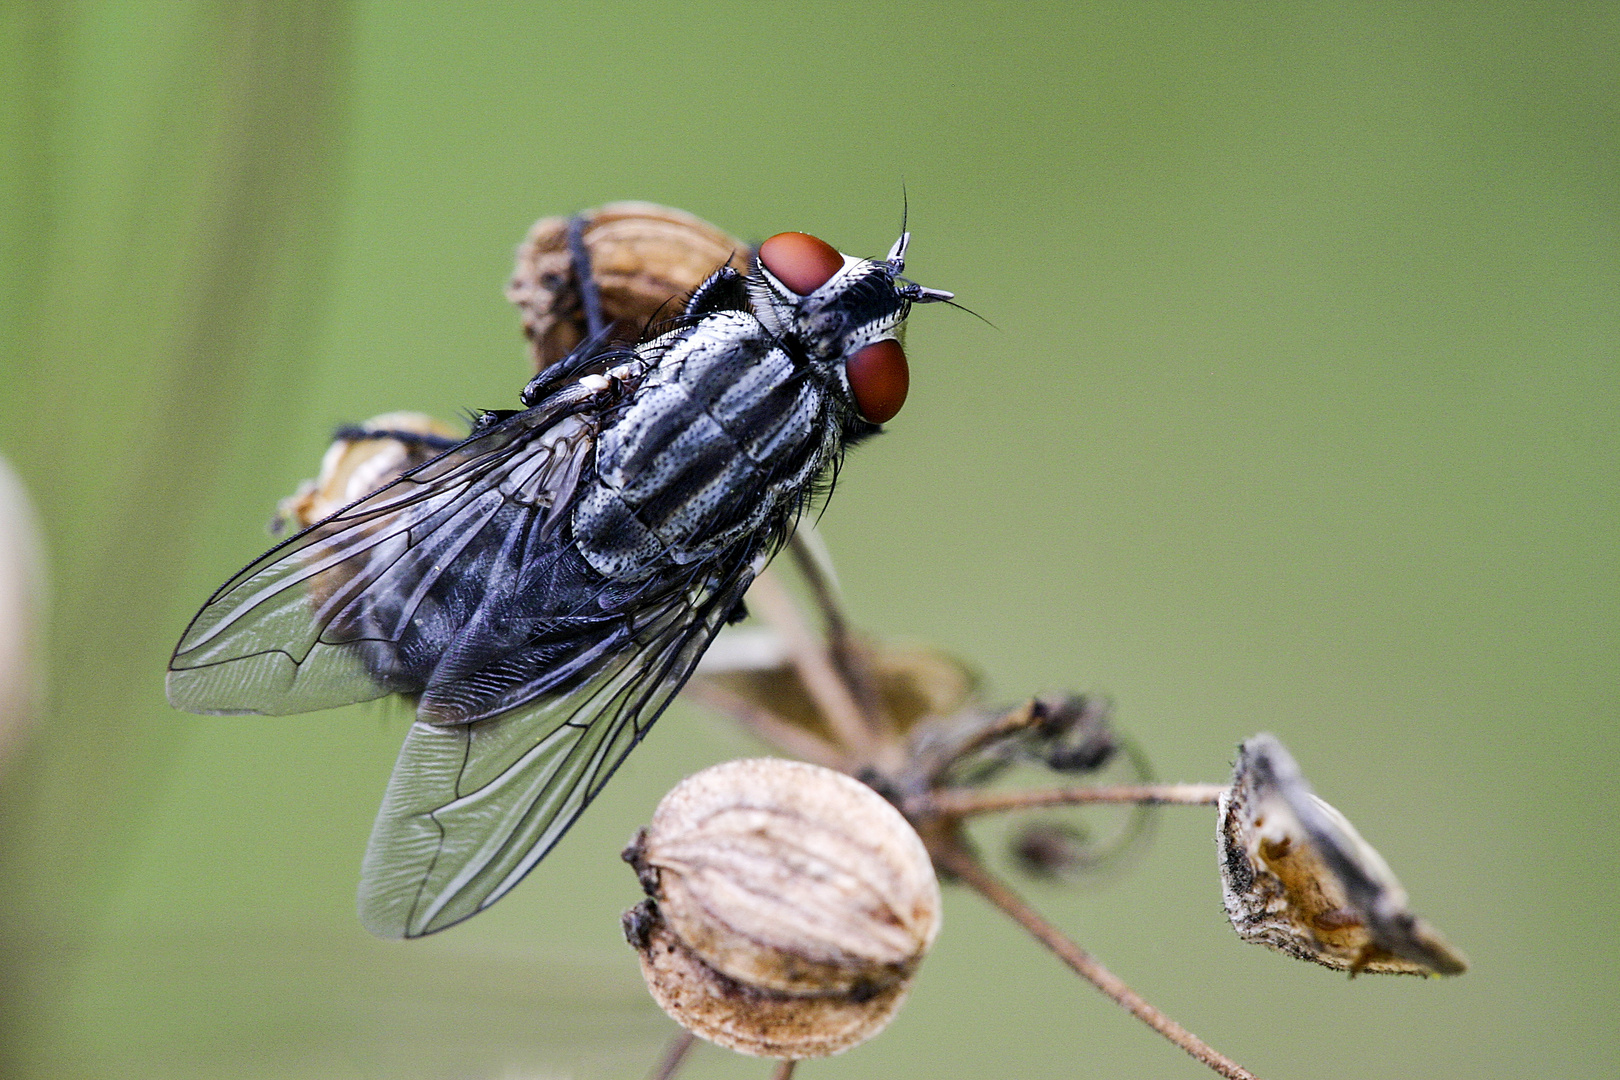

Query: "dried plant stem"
<box><xmin>786</xmin><ymin>531</ymin><xmax>851</xmax><ymax>651</ymax></box>
<box><xmin>647</xmin><ymin>1029</ymin><xmax>697</xmax><ymax>1080</ymax></box>
<box><xmin>770</xmin><ymin>1061</ymin><xmax>797</xmax><ymax>1080</ymax></box>
<box><xmin>931</xmin><ymin>842</ymin><xmax>1259</xmax><ymax>1080</ymax></box>
<box><xmin>747</xmin><ymin>570</ymin><xmax>882</xmax><ymax>761</ymax></box>
<box><xmin>925</xmin><ymin>783</ymin><xmax>1227</xmax><ymax>817</ymax></box>
<box><xmin>681</xmin><ymin>678</ymin><xmax>847</xmax><ymax>770</ymax></box>
<box><xmin>786</xmin><ymin>533</ymin><xmax>892</xmax><ymax>738</ymax></box>
<box><xmin>908</xmin><ymin>699</ymin><xmax>1047</xmax><ymax>785</ymax></box>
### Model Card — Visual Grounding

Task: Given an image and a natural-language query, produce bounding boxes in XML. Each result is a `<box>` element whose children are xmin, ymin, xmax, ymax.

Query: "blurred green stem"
<box><xmin>0</xmin><ymin>3</ymin><xmax>351</xmax><ymax>1075</ymax></box>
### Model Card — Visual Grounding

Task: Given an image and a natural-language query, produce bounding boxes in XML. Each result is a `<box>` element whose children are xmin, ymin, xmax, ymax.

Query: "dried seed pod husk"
<box><xmin>625</xmin><ymin>900</ymin><xmax>913</xmax><ymax>1060</ymax></box>
<box><xmin>623</xmin><ymin>758</ymin><xmax>942</xmax><ymax>1058</ymax></box>
<box><xmin>1218</xmin><ymin>733</ymin><xmax>1468</xmax><ymax>976</ymax></box>
<box><xmin>1011</xmin><ymin>820</ymin><xmax>1096</xmax><ymax>880</ymax></box>
<box><xmin>272</xmin><ymin>411</ymin><xmax>462</xmax><ymax>534</ymax></box>
<box><xmin>507</xmin><ymin>202</ymin><xmax>751</xmax><ymax>370</ymax></box>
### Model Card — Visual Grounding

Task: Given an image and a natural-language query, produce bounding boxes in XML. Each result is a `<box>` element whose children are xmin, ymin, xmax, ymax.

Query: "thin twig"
<box><xmin>923</xmin><ymin>783</ymin><xmax>1227</xmax><ymax>817</ymax></box>
<box><xmin>647</xmin><ymin>1029</ymin><xmax>697</xmax><ymax>1080</ymax></box>
<box><xmin>908</xmin><ymin>699</ymin><xmax>1047</xmax><ymax>786</ymax></box>
<box><xmin>786</xmin><ymin>529</ymin><xmax>851</xmax><ymax>650</ymax></box>
<box><xmin>942</xmin><ymin>699</ymin><xmax>1043</xmax><ymax>761</ymax></box>
<box><xmin>770</xmin><ymin>1060</ymin><xmax>797</xmax><ymax>1080</ymax></box>
<box><xmin>930</xmin><ymin>842</ymin><xmax>1259</xmax><ymax>1080</ymax></box>
<box><xmin>785</xmin><ymin>532</ymin><xmax>891</xmax><ymax>732</ymax></box>
<box><xmin>567</xmin><ymin>213</ymin><xmax>607</xmax><ymax>338</ymax></box>
<box><xmin>747</xmin><ymin>570</ymin><xmax>882</xmax><ymax>762</ymax></box>
<box><xmin>682</xmin><ymin>676</ymin><xmax>848</xmax><ymax>769</ymax></box>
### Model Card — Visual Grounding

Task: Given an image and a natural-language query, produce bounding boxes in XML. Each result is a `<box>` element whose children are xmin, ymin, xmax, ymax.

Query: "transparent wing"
<box><xmin>166</xmin><ymin>404</ymin><xmax>594</xmax><ymax>716</ymax></box>
<box><xmin>358</xmin><ymin>562</ymin><xmax>754</xmax><ymax>938</ymax></box>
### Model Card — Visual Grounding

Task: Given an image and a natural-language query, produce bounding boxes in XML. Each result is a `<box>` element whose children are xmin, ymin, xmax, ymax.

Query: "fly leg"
<box><xmin>521</xmin><ymin>215</ymin><xmax>643</xmax><ymax>408</ymax></box>
<box><xmin>330</xmin><ymin>426</ymin><xmax>461</xmax><ymax>454</ymax></box>
<box><xmin>567</xmin><ymin>212</ymin><xmax>608</xmax><ymax>339</ymax></box>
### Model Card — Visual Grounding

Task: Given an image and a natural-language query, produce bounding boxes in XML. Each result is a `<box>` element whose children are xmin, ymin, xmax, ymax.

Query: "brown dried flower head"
<box><xmin>622</xmin><ymin>758</ymin><xmax>942</xmax><ymax>1059</ymax></box>
<box><xmin>507</xmin><ymin>202</ymin><xmax>752</xmax><ymax>370</ymax></box>
<box><xmin>1218</xmin><ymin>733</ymin><xmax>1468</xmax><ymax>976</ymax></box>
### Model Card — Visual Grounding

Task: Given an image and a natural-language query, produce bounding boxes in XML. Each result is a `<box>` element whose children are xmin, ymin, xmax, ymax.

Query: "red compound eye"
<box><xmin>758</xmin><ymin>232</ymin><xmax>844</xmax><ymax>295</ymax></box>
<box><xmin>846</xmin><ymin>338</ymin><xmax>909</xmax><ymax>424</ymax></box>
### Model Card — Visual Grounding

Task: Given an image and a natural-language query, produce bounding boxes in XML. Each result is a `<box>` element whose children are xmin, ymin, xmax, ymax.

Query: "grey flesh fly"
<box><xmin>167</xmin><ymin>222</ymin><xmax>951</xmax><ymax>938</ymax></box>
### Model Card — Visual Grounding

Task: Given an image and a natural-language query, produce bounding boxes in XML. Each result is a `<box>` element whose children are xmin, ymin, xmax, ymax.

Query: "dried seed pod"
<box><xmin>0</xmin><ymin>456</ymin><xmax>44</xmax><ymax>765</ymax></box>
<box><xmin>272</xmin><ymin>412</ymin><xmax>461</xmax><ymax>534</ymax></box>
<box><xmin>262</xmin><ymin>412</ymin><xmax>463</xmax><ymax>630</ymax></box>
<box><xmin>1010</xmin><ymin>820</ymin><xmax>1092</xmax><ymax>880</ymax></box>
<box><xmin>1218</xmin><ymin>733</ymin><xmax>1468</xmax><ymax>976</ymax></box>
<box><xmin>624</xmin><ymin>899</ymin><xmax>916</xmax><ymax>1061</ymax></box>
<box><xmin>507</xmin><ymin>202</ymin><xmax>751</xmax><ymax>370</ymax></box>
<box><xmin>622</xmin><ymin>758</ymin><xmax>942</xmax><ymax>1058</ymax></box>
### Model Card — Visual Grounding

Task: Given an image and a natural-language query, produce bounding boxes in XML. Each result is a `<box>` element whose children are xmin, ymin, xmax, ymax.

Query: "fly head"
<box><xmin>748</xmin><ymin>231</ymin><xmax>952</xmax><ymax>426</ymax></box>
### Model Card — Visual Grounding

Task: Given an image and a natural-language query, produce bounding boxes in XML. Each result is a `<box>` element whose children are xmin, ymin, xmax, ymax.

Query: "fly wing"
<box><xmin>166</xmin><ymin>400</ymin><xmax>594</xmax><ymax>716</ymax></box>
<box><xmin>358</xmin><ymin>559</ymin><xmax>755</xmax><ymax>938</ymax></box>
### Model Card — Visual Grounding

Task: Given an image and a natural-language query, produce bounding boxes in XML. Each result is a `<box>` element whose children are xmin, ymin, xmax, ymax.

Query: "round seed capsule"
<box><xmin>845</xmin><ymin>338</ymin><xmax>909</xmax><ymax>424</ymax></box>
<box><xmin>506</xmin><ymin>203</ymin><xmax>750</xmax><ymax>370</ymax></box>
<box><xmin>622</xmin><ymin>758</ymin><xmax>942</xmax><ymax>1059</ymax></box>
<box><xmin>758</xmin><ymin>232</ymin><xmax>845</xmax><ymax>295</ymax></box>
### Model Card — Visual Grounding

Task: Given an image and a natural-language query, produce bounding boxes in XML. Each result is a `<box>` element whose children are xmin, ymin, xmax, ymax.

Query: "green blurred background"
<box><xmin>2</xmin><ymin>1</ymin><xmax>1615</xmax><ymax>1077</ymax></box>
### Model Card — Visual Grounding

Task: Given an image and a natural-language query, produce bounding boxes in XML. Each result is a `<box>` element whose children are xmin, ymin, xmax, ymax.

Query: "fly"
<box><xmin>167</xmin><ymin>219</ymin><xmax>952</xmax><ymax>938</ymax></box>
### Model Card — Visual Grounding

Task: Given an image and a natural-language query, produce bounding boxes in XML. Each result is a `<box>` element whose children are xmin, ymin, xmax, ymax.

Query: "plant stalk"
<box><xmin>647</xmin><ymin>1029</ymin><xmax>697</xmax><ymax>1080</ymax></box>
<box><xmin>930</xmin><ymin>842</ymin><xmax>1259</xmax><ymax>1080</ymax></box>
<box><xmin>923</xmin><ymin>783</ymin><xmax>1226</xmax><ymax>817</ymax></box>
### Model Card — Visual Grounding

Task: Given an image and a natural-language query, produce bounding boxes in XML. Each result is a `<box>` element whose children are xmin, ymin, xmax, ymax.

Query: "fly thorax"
<box><xmin>573</xmin><ymin>311</ymin><xmax>833</xmax><ymax>581</ymax></box>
